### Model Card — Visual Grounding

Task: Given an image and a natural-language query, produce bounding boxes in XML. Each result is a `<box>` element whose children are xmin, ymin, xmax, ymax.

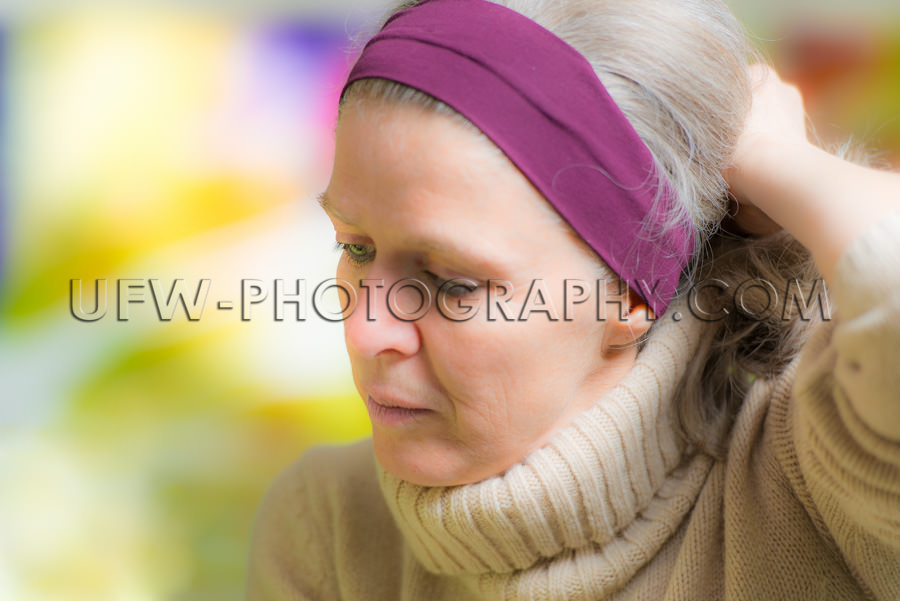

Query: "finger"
<box><xmin>747</xmin><ymin>63</ymin><xmax>776</xmax><ymax>88</ymax></box>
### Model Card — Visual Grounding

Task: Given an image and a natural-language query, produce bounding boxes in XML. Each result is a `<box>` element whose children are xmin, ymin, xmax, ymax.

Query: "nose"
<box><xmin>343</xmin><ymin>277</ymin><xmax>423</xmax><ymax>359</ymax></box>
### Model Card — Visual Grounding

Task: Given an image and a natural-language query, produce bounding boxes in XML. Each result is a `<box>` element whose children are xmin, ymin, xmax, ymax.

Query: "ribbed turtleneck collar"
<box><xmin>378</xmin><ymin>299</ymin><xmax>715</xmax><ymax>600</ymax></box>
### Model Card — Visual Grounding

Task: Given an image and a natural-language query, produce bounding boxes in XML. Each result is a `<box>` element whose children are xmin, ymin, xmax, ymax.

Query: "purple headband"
<box><xmin>342</xmin><ymin>0</ymin><xmax>693</xmax><ymax>315</ymax></box>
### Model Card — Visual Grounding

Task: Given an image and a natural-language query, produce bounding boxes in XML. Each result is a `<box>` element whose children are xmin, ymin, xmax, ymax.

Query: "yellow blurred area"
<box><xmin>0</xmin><ymin>2</ymin><xmax>897</xmax><ymax>600</ymax></box>
<box><xmin>6</xmin><ymin>11</ymin><xmax>320</xmax><ymax>318</ymax></box>
<box><xmin>1</xmin><ymin>7</ymin><xmax>368</xmax><ymax>600</ymax></box>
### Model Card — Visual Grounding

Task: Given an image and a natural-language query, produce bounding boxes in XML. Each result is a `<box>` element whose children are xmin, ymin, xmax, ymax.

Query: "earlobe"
<box><xmin>601</xmin><ymin>292</ymin><xmax>655</xmax><ymax>352</ymax></box>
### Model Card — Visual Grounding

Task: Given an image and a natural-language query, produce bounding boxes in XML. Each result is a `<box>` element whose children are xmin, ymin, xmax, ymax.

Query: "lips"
<box><xmin>364</xmin><ymin>389</ymin><xmax>434</xmax><ymax>426</ymax></box>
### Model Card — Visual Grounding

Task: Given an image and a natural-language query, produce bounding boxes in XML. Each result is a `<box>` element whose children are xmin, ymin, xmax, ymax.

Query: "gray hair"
<box><xmin>342</xmin><ymin>0</ymin><xmax>825</xmax><ymax>456</ymax></box>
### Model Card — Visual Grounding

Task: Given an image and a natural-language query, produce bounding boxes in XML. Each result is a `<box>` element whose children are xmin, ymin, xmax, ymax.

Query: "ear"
<box><xmin>601</xmin><ymin>287</ymin><xmax>655</xmax><ymax>352</ymax></box>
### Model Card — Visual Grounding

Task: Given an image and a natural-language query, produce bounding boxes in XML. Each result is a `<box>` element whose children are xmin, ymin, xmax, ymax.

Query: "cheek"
<box><xmin>423</xmin><ymin>316</ymin><xmax>576</xmax><ymax>422</ymax></box>
<box><xmin>433</xmin><ymin>301</ymin><xmax>607</xmax><ymax>384</ymax></box>
<box><xmin>426</xmin><ymin>318</ymin><xmax>529</xmax><ymax>385</ymax></box>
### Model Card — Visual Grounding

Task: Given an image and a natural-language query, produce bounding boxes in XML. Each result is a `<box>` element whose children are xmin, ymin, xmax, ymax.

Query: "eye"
<box><xmin>429</xmin><ymin>273</ymin><xmax>479</xmax><ymax>298</ymax></box>
<box><xmin>336</xmin><ymin>242</ymin><xmax>375</xmax><ymax>266</ymax></box>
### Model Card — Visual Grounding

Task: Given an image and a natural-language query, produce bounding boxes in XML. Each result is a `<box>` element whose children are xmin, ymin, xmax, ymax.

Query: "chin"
<box><xmin>373</xmin><ymin>438</ymin><xmax>453</xmax><ymax>487</ymax></box>
<box><xmin>372</xmin><ymin>434</ymin><xmax>512</xmax><ymax>487</ymax></box>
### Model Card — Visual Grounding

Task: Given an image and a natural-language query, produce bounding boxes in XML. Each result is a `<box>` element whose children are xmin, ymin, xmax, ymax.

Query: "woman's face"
<box><xmin>322</xmin><ymin>99</ymin><xmax>650</xmax><ymax>486</ymax></box>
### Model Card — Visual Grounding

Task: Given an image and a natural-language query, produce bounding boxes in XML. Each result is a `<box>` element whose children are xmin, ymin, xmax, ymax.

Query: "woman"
<box><xmin>246</xmin><ymin>0</ymin><xmax>900</xmax><ymax>599</ymax></box>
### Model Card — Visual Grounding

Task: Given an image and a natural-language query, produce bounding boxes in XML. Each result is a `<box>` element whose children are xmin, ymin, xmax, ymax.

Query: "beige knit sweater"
<box><xmin>245</xmin><ymin>214</ymin><xmax>900</xmax><ymax>601</ymax></box>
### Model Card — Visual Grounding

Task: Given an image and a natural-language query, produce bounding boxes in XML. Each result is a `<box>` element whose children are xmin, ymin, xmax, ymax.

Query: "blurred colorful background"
<box><xmin>1</xmin><ymin>1</ymin><xmax>898</xmax><ymax>600</ymax></box>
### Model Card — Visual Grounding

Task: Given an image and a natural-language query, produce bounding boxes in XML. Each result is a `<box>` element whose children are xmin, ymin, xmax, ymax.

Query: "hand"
<box><xmin>721</xmin><ymin>63</ymin><xmax>899</xmax><ymax>283</ymax></box>
<box><xmin>724</xmin><ymin>64</ymin><xmax>810</xmax><ymax>235</ymax></box>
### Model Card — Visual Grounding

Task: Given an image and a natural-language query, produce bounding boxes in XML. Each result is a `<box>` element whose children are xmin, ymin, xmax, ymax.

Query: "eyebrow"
<box><xmin>316</xmin><ymin>190</ymin><xmax>504</xmax><ymax>274</ymax></box>
<box><xmin>317</xmin><ymin>191</ymin><xmax>351</xmax><ymax>223</ymax></box>
<box><xmin>316</xmin><ymin>191</ymin><xmax>331</xmax><ymax>212</ymax></box>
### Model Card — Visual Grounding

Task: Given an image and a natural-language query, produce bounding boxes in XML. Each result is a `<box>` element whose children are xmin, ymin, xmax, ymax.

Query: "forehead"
<box><xmin>324</xmin><ymin>99</ymin><xmax>606</xmax><ymax>278</ymax></box>
<box><xmin>338</xmin><ymin>98</ymin><xmax>501</xmax><ymax>176</ymax></box>
<box><xmin>323</xmin><ymin>103</ymin><xmax>603</xmax><ymax>284</ymax></box>
<box><xmin>330</xmin><ymin>99</ymin><xmax>559</xmax><ymax>224</ymax></box>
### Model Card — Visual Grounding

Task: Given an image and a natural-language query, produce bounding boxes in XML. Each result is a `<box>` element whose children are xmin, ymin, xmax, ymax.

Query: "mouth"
<box><xmin>364</xmin><ymin>394</ymin><xmax>434</xmax><ymax>426</ymax></box>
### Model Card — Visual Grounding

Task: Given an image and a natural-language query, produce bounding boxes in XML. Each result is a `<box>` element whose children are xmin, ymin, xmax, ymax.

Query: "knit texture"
<box><xmin>245</xmin><ymin>212</ymin><xmax>900</xmax><ymax>601</ymax></box>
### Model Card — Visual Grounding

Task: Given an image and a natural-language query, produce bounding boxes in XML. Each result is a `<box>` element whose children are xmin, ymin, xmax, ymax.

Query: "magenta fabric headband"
<box><xmin>342</xmin><ymin>0</ymin><xmax>693</xmax><ymax>315</ymax></box>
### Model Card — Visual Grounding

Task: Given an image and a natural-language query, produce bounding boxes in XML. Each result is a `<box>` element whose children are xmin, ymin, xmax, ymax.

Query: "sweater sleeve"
<box><xmin>244</xmin><ymin>440</ymin><xmax>403</xmax><ymax>601</ymax></box>
<box><xmin>244</xmin><ymin>447</ymin><xmax>344</xmax><ymax>601</ymax></box>
<box><xmin>792</xmin><ymin>210</ymin><xmax>900</xmax><ymax>599</ymax></box>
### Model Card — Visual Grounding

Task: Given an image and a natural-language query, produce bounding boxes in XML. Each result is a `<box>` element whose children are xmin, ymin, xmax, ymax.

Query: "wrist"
<box><xmin>727</xmin><ymin>135</ymin><xmax>817</xmax><ymax>212</ymax></box>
